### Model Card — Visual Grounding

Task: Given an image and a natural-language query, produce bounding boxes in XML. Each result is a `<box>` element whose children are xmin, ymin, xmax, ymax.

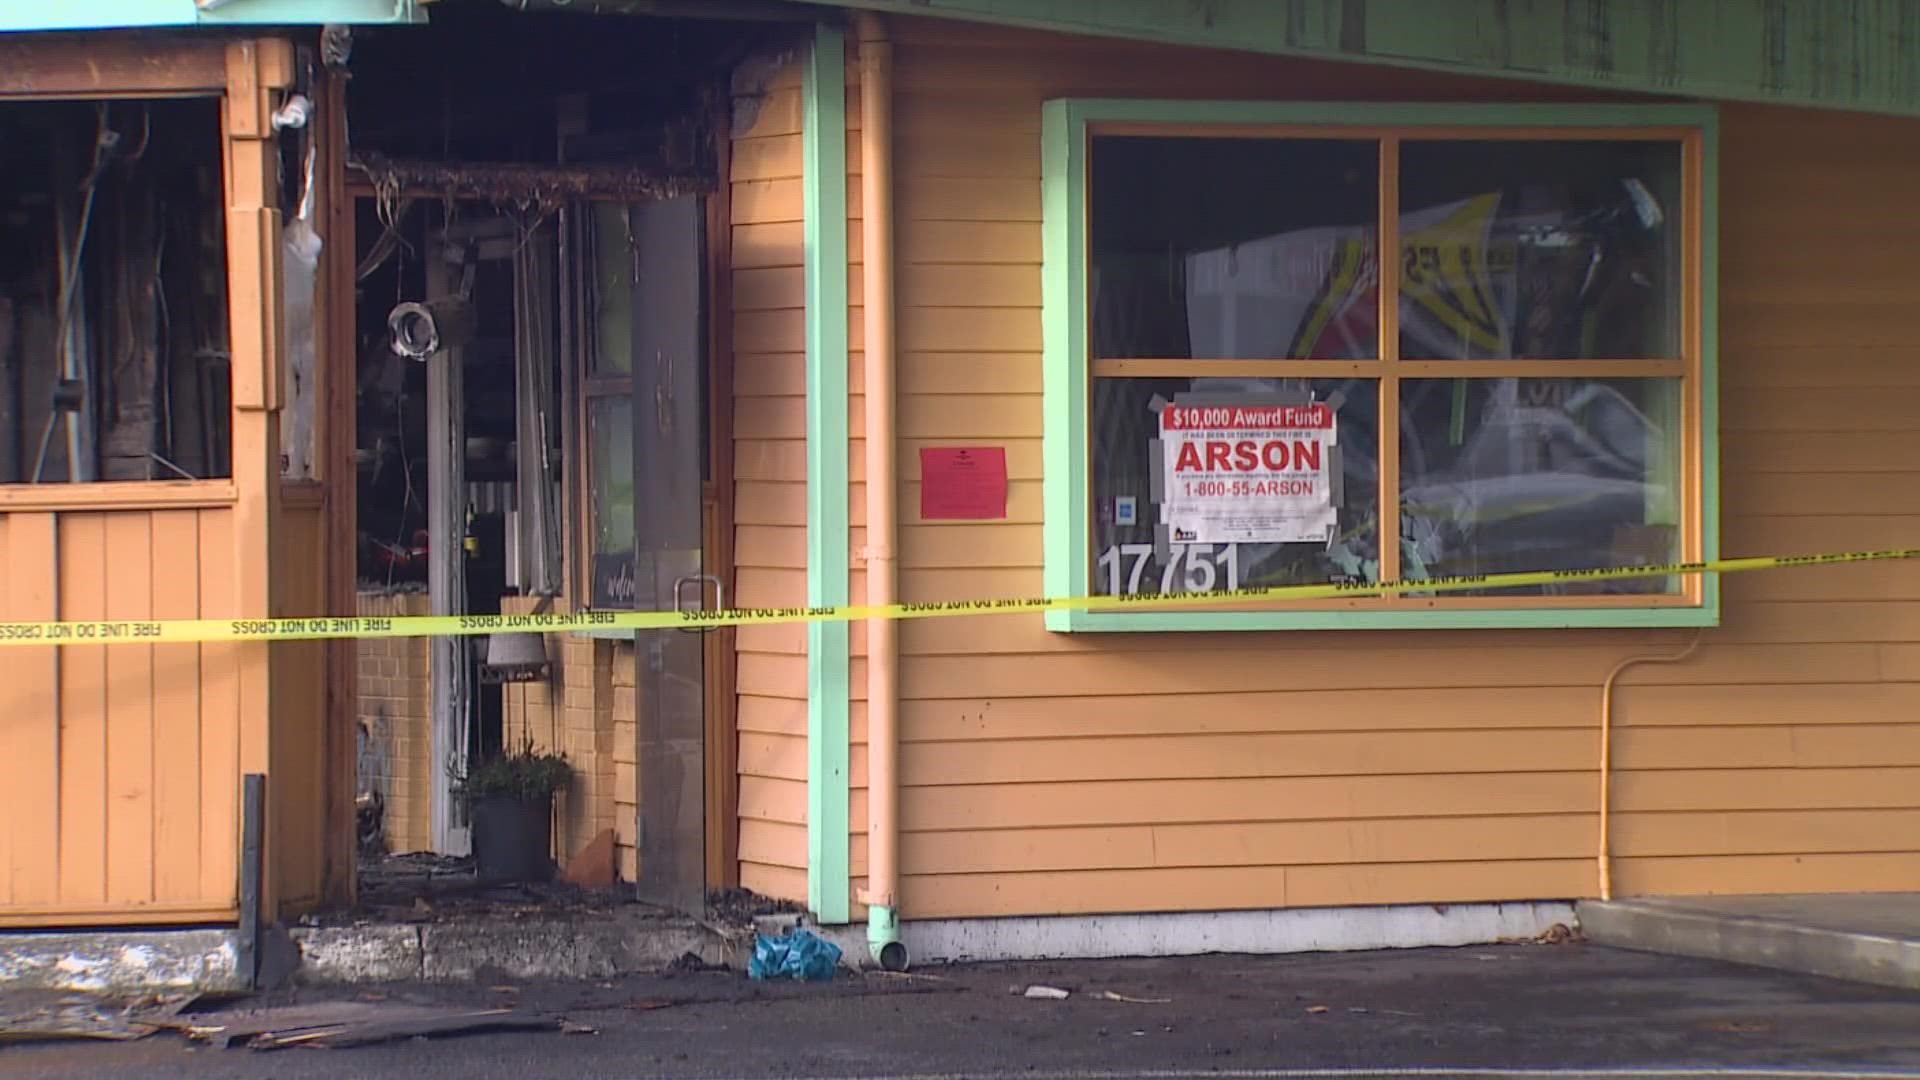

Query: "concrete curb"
<box><xmin>1577</xmin><ymin>899</ymin><xmax>1920</xmax><ymax>991</ymax></box>
<box><xmin>292</xmin><ymin>918</ymin><xmax>744</xmax><ymax>985</ymax></box>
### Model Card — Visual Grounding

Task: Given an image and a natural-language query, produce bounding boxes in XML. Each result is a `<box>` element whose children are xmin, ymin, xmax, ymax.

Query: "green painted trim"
<box><xmin>866</xmin><ymin>902</ymin><xmax>900</xmax><ymax>962</ymax></box>
<box><xmin>0</xmin><ymin>0</ymin><xmax>420</xmax><ymax>31</ymax></box>
<box><xmin>1698</xmin><ymin>113</ymin><xmax>1723</xmax><ymax>621</ymax></box>
<box><xmin>1056</xmin><ymin>606</ymin><xmax>1720</xmax><ymax>632</ymax></box>
<box><xmin>1042</xmin><ymin>98</ymin><xmax>1722</xmax><ymax>634</ymax></box>
<box><xmin>803</xmin><ymin>23</ymin><xmax>852</xmax><ymax>926</ymax></box>
<box><xmin>1040</xmin><ymin>99</ymin><xmax>1086</xmax><ymax>635</ymax></box>
<box><xmin>1064</xmin><ymin>99</ymin><xmax>1721</xmax><ymax>129</ymax></box>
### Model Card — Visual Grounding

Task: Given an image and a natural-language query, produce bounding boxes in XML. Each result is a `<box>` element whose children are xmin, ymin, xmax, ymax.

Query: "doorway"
<box><xmin>335</xmin><ymin>0</ymin><xmax>761</xmax><ymax>911</ymax></box>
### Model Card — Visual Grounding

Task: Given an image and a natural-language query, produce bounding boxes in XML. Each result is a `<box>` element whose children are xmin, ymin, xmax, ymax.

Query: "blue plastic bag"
<box><xmin>748</xmin><ymin>927</ymin><xmax>843</xmax><ymax>981</ymax></box>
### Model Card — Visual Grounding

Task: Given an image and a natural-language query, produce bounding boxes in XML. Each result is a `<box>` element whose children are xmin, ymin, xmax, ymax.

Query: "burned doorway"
<box><xmin>340</xmin><ymin>1</ymin><xmax>773</xmax><ymax>907</ymax></box>
<box><xmin>352</xmin><ymin>197</ymin><xmax>562</xmax><ymax>856</ymax></box>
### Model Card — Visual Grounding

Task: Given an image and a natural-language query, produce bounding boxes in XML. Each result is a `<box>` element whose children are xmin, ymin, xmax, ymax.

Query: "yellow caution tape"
<box><xmin>0</xmin><ymin>547</ymin><xmax>1914</xmax><ymax>647</ymax></box>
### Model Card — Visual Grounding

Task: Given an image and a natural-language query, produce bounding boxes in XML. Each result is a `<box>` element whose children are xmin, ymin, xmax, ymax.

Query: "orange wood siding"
<box><xmin>0</xmin><ymin>504</ymin><xmax>246</xmax><ymax>925</ymax></box>
<box><xmin>732</xmin><ymin>55</ymin><xmax>813</xmax><ymax>901</ymax></box>
<box><xmin>856</xmin><ymin>19</ymin><xmax>1920</xmax><ymax>919</ymax></box>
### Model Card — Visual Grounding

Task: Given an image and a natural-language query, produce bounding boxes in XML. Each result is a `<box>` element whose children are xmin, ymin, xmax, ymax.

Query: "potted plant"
<box><xmin>455</xmin><ymin>740</ymin><xmax>571</xmax><ymax>883</ymax></box>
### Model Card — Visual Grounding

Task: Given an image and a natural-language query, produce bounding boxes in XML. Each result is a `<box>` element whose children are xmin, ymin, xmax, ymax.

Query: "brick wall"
<box><xmin>500</xmin><ymin>596</ymin><xmax>620</xmax><ymax>871</ymax></box>
<box><xmin>355</xmin><ymin>591</ymin><xmax>433</xmax><ymax>855</ymax></box>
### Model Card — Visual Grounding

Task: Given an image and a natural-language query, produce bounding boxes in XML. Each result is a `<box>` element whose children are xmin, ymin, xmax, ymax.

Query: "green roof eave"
<box><xmin>790</xmin><ymin>0</ymin><xmax>1920</xmax><ymax>119</ymax></box>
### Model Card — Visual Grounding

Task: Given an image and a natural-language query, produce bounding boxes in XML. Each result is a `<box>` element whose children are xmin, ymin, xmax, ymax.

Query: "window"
<box><xmin>0</xmin><ymin>98</ymin><xmax>233</xmax><ymax>483</ymax></box>
<box><xmin>1042</xmin><ymin>102</ymin><xmax>1718</xmax><ymax>631</ymax></box>
<box><xmin>579</xmin><ymin>202</ymin><xmax>637</xmax><ymax>608</ymax></box>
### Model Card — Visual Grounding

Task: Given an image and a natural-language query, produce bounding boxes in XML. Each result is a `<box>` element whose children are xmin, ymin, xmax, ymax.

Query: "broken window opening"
<box><xmin>0</xmin><ymin>97</ymin><xmax>233</xmax><ymax>484</ymax></box>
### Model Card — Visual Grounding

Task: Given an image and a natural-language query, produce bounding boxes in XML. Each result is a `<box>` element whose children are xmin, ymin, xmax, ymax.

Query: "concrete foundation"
<box><xmin>0</xmin><ymin>929</ymin><xmax>247</xmax><ymax>994</ymax></box>
<box><xmin>1578</xmin><ymin>894</ymin><xmax>1920</xmax><ymax>991</ymax></box>
<box><xmin>0</xmin><ymin>914</ymin><xmax>740</xmax><ymax>991</ymax></box>
<box><xmin>812</xmin><ymin>901</ymin><xmax>1579</xmax><ymax>966</ymax></box>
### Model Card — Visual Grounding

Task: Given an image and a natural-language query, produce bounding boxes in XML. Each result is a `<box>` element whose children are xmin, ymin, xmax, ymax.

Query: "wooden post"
<box><xmin>317</xmin><ymin>67</ymin><xmax>359</xmax><ymax>907</ymax></box>
<box><xmin>224</xmin><ymin>37</ymin><xmax>290</xmax><ymax>914</ymax></box>
<box><xmin>426</xmin><ymin>237</ymin><xmax>471</xmax><ymax>856</ymax></box>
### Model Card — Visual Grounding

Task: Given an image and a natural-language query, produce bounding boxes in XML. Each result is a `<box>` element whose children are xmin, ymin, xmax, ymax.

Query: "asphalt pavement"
<box><xmin>7</xmin><ymin>943</ymin><xmax>1920</xmax><ymax>1079</ymax></box>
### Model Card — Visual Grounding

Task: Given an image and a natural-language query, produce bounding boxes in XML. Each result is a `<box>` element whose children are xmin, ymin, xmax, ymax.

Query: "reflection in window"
<box><xmin>1399</xmin><ymin>378</ymin><xmax>1682</xmax><ymax>594</ymax></box>
<box><xmin>590</xmin><ymin>203</ymin><xmax>635</xmax><ymax>375</ymax></box>
<box><xmin>1090</xmin><ymin>137</ymin><xmax>1380</xmax><ymax>360</ymax></box>
<box><xmin>588</xmin><ymin>396</ymin><xmax>634</xmax><ymax>564</ymax></box>
<box><xmin>1091</xmin><ymin>377</ymin><xmax>1380</xmax><ymax>595</ymax></box>
<box><xmin>1397</xmin><ymin>140</ymin><xmax>1682</xmax><ymax>360</ymax></box>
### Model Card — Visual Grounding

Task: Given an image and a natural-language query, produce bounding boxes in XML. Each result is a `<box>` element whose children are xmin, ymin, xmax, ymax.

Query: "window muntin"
<box><xmin>1060</xmin><ymin>109</ymin><xmax>1712</xmax><ymax>627</ymax></box>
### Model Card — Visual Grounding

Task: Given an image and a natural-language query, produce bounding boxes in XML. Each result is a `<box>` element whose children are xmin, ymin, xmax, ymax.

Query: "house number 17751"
<box><xmin>1097</xmin><ymin>543</ymin><xmax>1242</xmax><ymax>596</ymax></box>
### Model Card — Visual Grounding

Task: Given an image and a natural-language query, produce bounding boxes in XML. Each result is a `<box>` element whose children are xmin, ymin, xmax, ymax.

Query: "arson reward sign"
<box><xmin>1159</xmin><ymin>402</ymin><xmax>1337</xmax><ymax>544</ymax></box>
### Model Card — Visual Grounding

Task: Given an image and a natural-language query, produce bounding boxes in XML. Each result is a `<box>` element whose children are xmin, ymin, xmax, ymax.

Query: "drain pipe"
<box><xmin>1596</xmin><ymin>631</ymin><xmax>1703</xmax><ymax>900</ymax></box>
<box><xmin>854</xmin><ymin>10</ymin><xmax>906</xmax><ymax>973</ymax></box>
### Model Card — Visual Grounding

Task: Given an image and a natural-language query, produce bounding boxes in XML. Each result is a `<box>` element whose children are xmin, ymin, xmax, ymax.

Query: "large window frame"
<box><xmin>1042</xmin><ymin>100</ymin><xmax>1720</xmax><ymax>632</ymax></box>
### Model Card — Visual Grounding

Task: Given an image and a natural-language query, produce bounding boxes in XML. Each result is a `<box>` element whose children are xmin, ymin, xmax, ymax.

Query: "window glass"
<box><xmin>1397</xmin><ymin>140</ymin><xmax>1683</xmax><ymax>360</ymax></box>
<box><xmin>588</xmin><ymin>395</ymin><xmax>634</xmax><ymax>585</ymax></box>
<box><xmin>1091</xmin><ymin>376</ymin><xmax>1380</xmax><ymax>595</ymax></box>
<box><xmin>1090</xmin><ymin>136</ymin><xmax>1380</xmax><ymax>360</ymax></box>
<box><xmin>1399</xmin><ymin>377</ymin><xmax>1683</xmax><ymax>595</ymax></box>
<box><xmin>590</xmin><ymin>202</ymin><xmax>634</xmax><ymax>375</ymax></box>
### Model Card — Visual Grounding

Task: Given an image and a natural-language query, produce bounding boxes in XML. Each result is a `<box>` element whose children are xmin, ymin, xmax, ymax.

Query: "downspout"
<box><xmin>1596</xmin><ymin>631</ymin><xmax>1702</xmax><ymax>900</ymax></box>
<box><xmin>854</xmin><ymin>10</ymin><xmax>906</xmax><ymax>973</ymax></box>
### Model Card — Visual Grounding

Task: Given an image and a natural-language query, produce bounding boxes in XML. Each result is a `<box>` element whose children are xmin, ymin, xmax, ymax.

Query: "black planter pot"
<box><xmin>469</xmin><ymin>793</ymin><xmax>556</xmax><ymax>883</ymax></box>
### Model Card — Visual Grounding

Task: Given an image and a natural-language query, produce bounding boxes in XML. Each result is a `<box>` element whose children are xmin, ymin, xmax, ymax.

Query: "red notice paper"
<box><xmin>919</xmin><ymin>446</ymin><xmax>1008</xmax><ymax>520</ymax></box>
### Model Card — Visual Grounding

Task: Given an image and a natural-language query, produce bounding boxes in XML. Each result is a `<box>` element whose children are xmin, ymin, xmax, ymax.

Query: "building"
<box><xmin>2</xmin><ymin>0</ymin><xmax>1918</xmax><ymax>972</ymax></box>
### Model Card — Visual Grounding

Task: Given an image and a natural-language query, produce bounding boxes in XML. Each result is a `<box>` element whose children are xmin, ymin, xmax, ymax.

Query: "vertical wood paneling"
<box><xmin>56</xmin><ymin>514</ymin><xmax>109</xmax><ymax>904</ymax></box>
<box><xmin>1</xmin><ymin>504</ymin><xmax>242</xmax><ymax>921</ymax></box>
<box><xmin>151</xmin><ymin>511</ymin><xmax>203</xmax><ymax>902</ymax></box>
<box><xmin>4</xmin><ymin>514</ymin><xmax>58</xmax><ymax>907</ymax></box>
<box><xmin>103</xmin><ymin>513</ymin><xmax>156</xmax><ymax>905</ymax></box>
<box><xmin>198</xmin><ymin>507</ymin><xmax>241</xmax><ymax>907</ymax></box>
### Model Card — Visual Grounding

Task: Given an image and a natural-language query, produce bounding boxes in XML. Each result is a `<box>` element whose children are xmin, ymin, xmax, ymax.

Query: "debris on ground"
<box><xmin>1306</xmin><ymin>1004</ymin><xmax>1330</xmax><ymax>1014</ymax></box>
<box><xmin>176</xmin><ymin>1000</ymin><xmax>558</xmax><ymax>1050</ymax></box>
<box><xmin>866</xmin><ymin>970</ymin><xmax>951</xmax><ymax>983</ymax></box>
<box><xmin>1701</xmin><ymin>1019</ymin><xmax>1775</xmax><ymax>1034</ymax></box>
<box><xmin>668</xmin><ymin>950</ymin><xmax>728</xmax><ymax>975</ymax></box>
<box><xmin>559</xmin><ymin>829</ymin><xmax>617</xmax><ymax>889</ymax></box>
<box><xmin>0</xmin><ymin>992</ymin><xmax>196</xmax><ymax>1042</ymax></box>
<box><xmin>559</xmin><ymin>1020</ymin><xmax>597</xmax><ymax>1035</ymax></box>
<box><xmin>1095</xmin><ymin>990</ymin><xmax>1171</xmax><ymax>1004</ymax></box>
<box><xmin>1499</xmin><ymin>922</ymin><xmax>1584</xmax><ymax>946</ymax></box>
<box><xmin>706</xmin><ymin>887</ymin><xmax>804</xmax><ymax>929</ymax></box>
<box><xmin>1023</xmin><ymin>985</ymin><xmax>1071</xmax><ymax>1000</ymax></box>
<box><xmin>747</xmin><ymin>928</ymin><xmax>843</xmax><ymax>982</ymax></box>
<box><xmin>328</xmin><ymin>851</ymin><xmax>659</xmax><ymax>927</ymax></box>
